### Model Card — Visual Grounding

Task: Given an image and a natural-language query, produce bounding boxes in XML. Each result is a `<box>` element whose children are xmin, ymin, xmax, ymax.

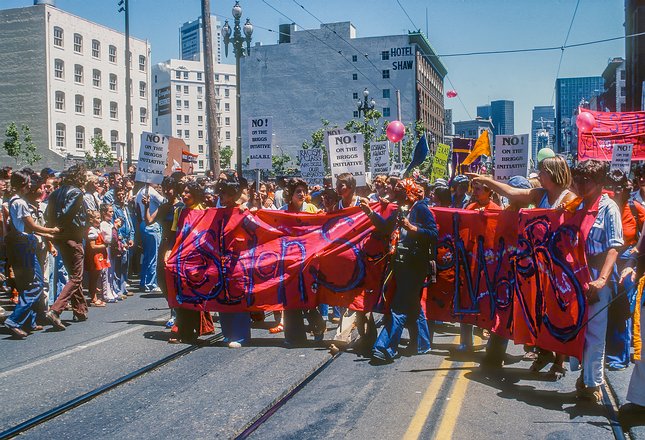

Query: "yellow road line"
<box><xmin>433</xmin><ymin>360</ymin><xmax>476</xmax><ymax>440</ymax></box>
<box><xmin>402</xmin><ymin>336</ymin><xmax>457</xmax><ymax>440</ymax></box>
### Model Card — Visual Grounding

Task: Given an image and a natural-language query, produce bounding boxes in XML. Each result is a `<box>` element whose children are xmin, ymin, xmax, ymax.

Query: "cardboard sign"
<box><xmin>389</xmin><ymin>161</ymin><xmax>406</xmax><ymax>177</ymax></box>
<box><xmin>135</xmin><ymin>131</ymin><xmax>169</xmax><ymax>184</ymax></box>
<box><xmin>370</xmin><ymin>141</ymin><xmax>390</xmax><ymax>176</ymax></box>
<box><xmin>329</xmin><ymin>133</ymin><xmax>366</xmax><ymax>186</ymax></box>
<box><xmin>248</xmin><ymin>117</ymin><xmax>273</xmax><ymax>170</ymax></box>
<box><xmin>430</xmin><ymin>143</ymin><xmax>451</xmax><ymax>183</ymax></box>
<box><xmin>610</xmin><ymin>143</ymin><xmax>634</xmax><ymax>175</ymax></box>
<box><xmin>494</xmin><ymin>134</ymin><xmax>529</xmax><ymax>182</ymax></box>
<box><xmin>298</xmin><ymin>148</ymin><xmax>325</xmax><ymax>186</ymax></box>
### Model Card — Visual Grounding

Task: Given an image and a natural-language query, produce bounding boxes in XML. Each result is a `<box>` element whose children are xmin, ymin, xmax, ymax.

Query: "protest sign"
<box><xmin>610</xmin><ymin>143</ymin><xmax>634</xmax><ymax>175</ymax></box>
<box><xmin>135</xmin><ymin>131</ymin><xmax>169</xmax><ymax>184</ymax></box>
<box><xmin>494</xmin><ymin>134</ymin><xmax>529</xmax><ymax>182</ymax></box>
<box><xmin>298</xmin><ymin>148</ymin><xmax>325</xmax><ymax>186</ymax></box>
<box><xmin>389</xmin><ymin>161</ymin><xmax>406</xmax><ymax>177</ymax></box>
<box><xmin>430</xmin><ymin>143</ymin><xmax>450</xmax><ymax>183</ymax></box>
<box><xmin>370</xmin><ymin>141</ymin><xmax>390</xmax><ymax>176</ymax></box>
<box><xmin>248</xmin><ymin>117</ymin><xmax>272</xmax><ymax>170</ymax></box>
<box><xmin>329</xmin><ymin>133</ymin><xmax>366</xmax><ymax>186</ymax></box>
<box><xmin>578</xmin><ymin>109</ymin><xmax>645</xmax><ymax>161</ymax></box>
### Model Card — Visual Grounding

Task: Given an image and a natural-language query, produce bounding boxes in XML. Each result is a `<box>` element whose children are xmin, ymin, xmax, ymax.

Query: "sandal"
<box><xmin>529</xmin><ymin>350</ymin><xmax>555</xmax><ymax>372</ymax></box>
<box><xmin>547</xmin><ymin>364</ymin><xmax>566</xmax><ymax>380</ymax></box>
<box><xmin>91</xmin><ymin>300</ymin><xmax>106</xmax><ymax>307</ymax></box>
<box><xmin>269</xmin><ymin>323</ymin><xmax>284</xmax><ymax>334</ymax></box>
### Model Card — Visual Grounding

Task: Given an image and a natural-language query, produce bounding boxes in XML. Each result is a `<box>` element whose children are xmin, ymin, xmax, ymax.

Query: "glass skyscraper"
<box><xmin>491</xmin><ymin>100</ymin><xmax>514</xmax><ymax>136</ymax></box>
<box><xmin>555</xmin><ymin>76</ymin><xmax>604</xmax><ymax>154</ymax></box>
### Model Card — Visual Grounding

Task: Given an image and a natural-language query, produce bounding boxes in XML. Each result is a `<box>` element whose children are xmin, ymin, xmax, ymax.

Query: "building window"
<box><xmin>352</xmin><ymin>55</ymin><xmax>357</xmax><ymax>62</ymax></box>
<box><xmin>215</xmin><ymin>74</ymin><xmax>220</xmax><ymax>81</ymax></box>
<box><xmin>184</xmin><ymin>115</ymin><xmax>189</xmax><ymax>124</ymax></box>
<box><xmin>197</xmin><ymin>86</ymin><xmax>203</xmax><ymax>95</ymax></box>
<box><xmin>139</xmin><ymin>55</ymin><xmax>146</xmax><ymax>72</ymax></box>
<box><xmin>139</xmin><ymin>81</ymin><xmax>147</xmax><ymax>98</ymax></box>
<box><xmin>75</xmin><ymin>94</ymin><xmax>84</xmax><ymax>113</ymax></box>
<box><xmin>74</xmin><ymin>64</ymin><xmax>83</xmax><ymax>84</ymax></box>
<box><xmin>184</xmin><ymin>130</ymin><xmax>190</xmax><ymax>139</ymax></box>
<box><xmin>175</xmin><ymin>71</ymin><xmax>181</xmax><ymax>79</ymax></box>
<box><xmin>73</xmin><ymin>33</ymin><xmax>82</xmax><ymax>53</ymax></box>
<box><xmin>224</xmin><ymin>103</ymin><xmax>230</xmax><ymax>112</ymax></box>
<box><xmin>224</xmin><ymin>89</ymin><xmax>230</xmax><ymax>98</ymax></box>
<box><xmin>75</xmin><ymin>126</ymin><xmax>85</xmax><ymax>150</ymax></box>
<box><xmin>225</xmin><ymin>117</ymin><xmax>230</xmax><ymax>126</ymax></box>
<box><xmin>198</xmin><ymin>101</ymin><xmax>203</xmax><ymax>110</ymax></box>
<box><xmin>224</xmin><ymin>75</ymin><xmax>230</xmax><ymax>82</ymax></box>
<box><xmin>381</xmin><ymin>51</ymin><xmax>389</xmax><ymax>60</ymax></box>
<box><xmin>382</xmin><ymin>70</ymin><xmax>390</xmax><ymax>79</ymax></box>
<box><xmin>92</xmin><ymin>69</ymin><xmax>101</xmax><ymax>87</ymax></box>
<box><xmin>198</xmin><ymin>116</ymin><xmax>203</xmax><ymax>126</ymax></box>
<box><xmin>176</xmin><ymin>129</ymin><xmax>181</xmax><ymax>137</ymax></box>
<box><xmin>92</xmin><ymin>39</ymin><xmax>100</xmax><ymax>58</ymax></box>
<box><xmin>109</xmin><ymin>74</ymin><xmax>117</xmax><ymax>91</ymax></box>
<box><xmin>54</xmin><ymin>59</ymin><xmax>64</xmax><ymax>79</ymax></box>
<box><xmin>110</xmin><ymin>101</ymin><xmax>118</xmax><ymax>119</ymax></box>
<box><xmin>109</xmin><ymin>45</ymin><xmax>117</xmax><ymax>63</ymax></box>
<box><xmin>198</xmin><ymin>144</ymin><xmax>204</xmax><ymax>154</ymax></box>
<box><xmin>352</xmin><ymin>92</ymin><xmax>358</xmax><ymax>100</ymax></box>
<box><xmin>183</xmin><ymin>71</ymin><xmax>189</xmax><ymax>79</ymax></box>
<box><xmin>176</xmin><ymin>85</ymin><xmax>181</xmax><ymax>93</ymax></box>
<box><xmin>184</xmin><ymin>100</ymin><xmax>189</xmax><ymax>109</ymax></box>
<box><xmin>56</xmin><ymin>123</ymin><xmax>65</xmax><ymax>149</ymax></box>
<box><xmin>176</xmin><ymin>99</ymin><xmax>182</xmax><ymax>108</ymax></box>
<box><xmin>198</xmin><ymin>130</ymin><xmax>204</xmax><ymax>139</ymax></box>
<box><xmin>183</xmin><ymin>85</ymin><xmax>189</xmax><ymax>94</ymax></box>
<box><xmin>621</xmin><ymin>86</ymin><xmax>626</xmax><ymax>97</ymax></box>
<box><xmin>225</xmin><ymin>131</ymin><xmax>231</xmax><ymax>140</ymax></box>
<box><xmin>353</xmin><ymin>111</ymin><xmax>359</xmax><ymax>118</ymax></box>
<box><xmin>53</xmin><ymin>27</ymin><xmax>63</xmax><ymax>47</ymax></box>
<box><xmin>55</xmin><ymin>91</ymin><xmax>65</xmax><ymax>110</ymax></box>
<box><xmin>621</xmin><ymin>70</ymin><xmax>626</xmax><ymax>80</ymax></box>
<box><xmin>176</xmin><ymin>115</ymin><xmax>182</xmax><ymax>124</ymax></box>
<box><xmin>197</xmin><ymin>72</ymin><xmax>203</xmax><ymax>81</ymax></box>
<box><xmin>140</xmin><ymin>107</ymin><xmax>147</xmax><ymax>123</ymax></box>
<box><xmin>198</xmin><ymin>160</ymin><xmax>204</xmax><ymax>169</ymax></box>
<box><xmin>94</xmin><ymin>128</ymin><xmax>102</xmax><ymax>139</ymax></box>
<box><xmin>93</xmin><ymin>98</ymin><xmax>102</xmax><ymax>117</ymax></box>
<box><xmin>383</xmin><ymin>107</ymin><xmax>391</xmax><ymax>117</ymax></box>
<box><xmin>352</xmin><ymin>73</ymin><xmax>358</xmax><ymax>80</ymax></box>
<box><xmin>110</xmin><ymin>130</ymin><xmax>119</xmax><ymax>151</ymax></box>
<box><xmin>383</xmin><ymin>89</ymin><xmax>390</xmax><ymax>99</ymax></box>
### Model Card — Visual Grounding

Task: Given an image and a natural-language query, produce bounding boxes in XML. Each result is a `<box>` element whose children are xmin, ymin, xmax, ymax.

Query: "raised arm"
<box><xmin>466</xmin><ymin>173</ymin><xmax>538</xmax><ymax>207</ymax></box>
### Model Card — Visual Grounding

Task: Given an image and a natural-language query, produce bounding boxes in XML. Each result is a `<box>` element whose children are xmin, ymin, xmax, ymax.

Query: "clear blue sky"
<box><xmin>4</xmin><ymin>0</ymin><xmax>626</xmax><ymax>136</ymax></box>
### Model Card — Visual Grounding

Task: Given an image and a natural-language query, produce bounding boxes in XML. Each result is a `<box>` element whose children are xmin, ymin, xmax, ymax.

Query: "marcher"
<box><xmin>136</xmin><ymin>184</ymin><xmax>164</xmax><ymax>292</ymax></box>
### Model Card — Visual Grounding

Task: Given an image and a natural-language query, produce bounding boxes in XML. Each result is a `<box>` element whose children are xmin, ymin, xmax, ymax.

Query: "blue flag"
<box><xmin>404</xmin><ymin>133</ymin><xmax>429</xmax><ymax>177</ymax></box>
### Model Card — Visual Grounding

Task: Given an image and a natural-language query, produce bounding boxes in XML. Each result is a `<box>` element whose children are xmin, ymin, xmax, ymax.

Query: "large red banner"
<box><xmin>166</xmin><ymin>205</ymin><xmax>591</xmax><ymax>359</ymax></box>
<box><xmin>577</xmin><ymin>108</ymin><xmax>645</xmax><ymax>161</ymax></box>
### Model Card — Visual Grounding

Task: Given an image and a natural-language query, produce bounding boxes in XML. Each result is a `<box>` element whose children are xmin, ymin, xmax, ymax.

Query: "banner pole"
<box><xmin>396</xmin><ymin>90</ymin><xmax>402</xmax><ymax>163</ymax></box>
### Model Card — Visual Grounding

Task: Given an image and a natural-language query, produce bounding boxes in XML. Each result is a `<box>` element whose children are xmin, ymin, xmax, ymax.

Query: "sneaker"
<box><xmin>0</xmin><ymin>306</ymin><xmax>5</xmax><ymax>316</ymax></box>
<box><xmin>45</xmin><ymin>310</ymin><xmax>66</xmax><ymax>331</ymax></box>
<box><xmin>165</xmin><ymin>318</ymin><xmax>175</xmax><ymax>329</ymax></box>
<box><xmin>577</xmin><ymin>386</ymin><xmax>602</xmax><ymax>404</ymax></box>
<box><xmin>228</xmin><ymin>341</ymin><xmax>242</xmax><ymax>348</ymax></box>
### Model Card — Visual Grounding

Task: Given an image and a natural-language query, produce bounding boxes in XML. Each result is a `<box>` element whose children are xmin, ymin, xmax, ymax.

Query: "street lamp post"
<box><xmin>117</xmin><ymin>0</ymin><xmax>133</xmax><ymax>169</ymax></box>
<box><xmin>222</xmin><ymin>1</ymin><xmax>253</xmax><ymax>177</ymax></box>
<box><xmin>356</xmin><ymin>88</ymin><xmax>375</xmax><ymax>118</ymax></box>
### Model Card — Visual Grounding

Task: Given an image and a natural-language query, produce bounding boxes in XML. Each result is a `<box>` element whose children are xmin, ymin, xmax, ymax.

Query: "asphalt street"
<box><xmin>1</xmin><ymin>289</ymin><xmax>643</xmax><ymax>439</ymax></box>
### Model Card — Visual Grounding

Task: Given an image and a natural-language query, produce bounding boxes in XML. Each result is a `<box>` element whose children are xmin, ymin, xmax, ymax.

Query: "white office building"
<box><xmin>152</xmin><ymin>59</ymin><xmax>237</xmax><ymax>172</ymax></box>
<box><xmin>240</xmin><ymin>22</ymin><xmax>447</xmax><ymax>164</ymax></box>
<box><xmin>0</xmin><ymin>1</ymin><xmax>151</xmax><ymax>168</ymax></box>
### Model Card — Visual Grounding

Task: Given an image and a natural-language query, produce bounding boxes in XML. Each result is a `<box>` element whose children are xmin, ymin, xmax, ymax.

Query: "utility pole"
<box><xmin>118</xmin><ymin>0</ymin><xmax>133</xmax><ymax>169</ymax></box>
<box><xmin>201</xmin><ymin>0</ymin><xmax>220</xmax><ymax>177</ymax></box>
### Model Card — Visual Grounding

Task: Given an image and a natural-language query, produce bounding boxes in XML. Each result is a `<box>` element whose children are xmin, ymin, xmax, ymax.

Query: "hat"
<box><xmin>432</xmin><ymin>178</ymin><xmax>449</xmax><ymax>188</ymax></box>
<box><xmin>451</xmin><ymin>175</ymin><xmax>469</xmax><ymax>186</ymax></box>
<box><xmin>507</xmin><ymin>175</ymin><xmax>532</xmax><ymax>189</ymax></box>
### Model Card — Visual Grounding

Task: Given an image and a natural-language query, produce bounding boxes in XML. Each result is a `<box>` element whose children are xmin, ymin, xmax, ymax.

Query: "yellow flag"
<box><xmin>461</xmin><ymin>130</ymin><xmax>491</xmax><ymax>166</ymax></box>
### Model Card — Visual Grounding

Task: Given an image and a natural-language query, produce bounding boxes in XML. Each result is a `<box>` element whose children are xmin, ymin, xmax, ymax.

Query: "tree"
<box><xmin>344</xmin><ymin>108</ymin><xmax>385</xmax><ymax>166</ymax></box>
<box><xmin>3</xmin><ymin>122</ymin><xmax>42</xmax><ymax>166</ymax></box>
<box><xmin>271</xmin><ymin>151</ymin><xmax>295</xmax><ymax>177</ymax></box>
<box><xmin>301</xmin><ymin>119</ymin><xmax>331</xmax><ymax>174</ymax></box>
<box><xmin>84</xmin><ymin>135</ymin><xmax>115</xmax><ymax>170</ymax></box>
<box><xmin>220</xmin><ymin>145</ymin><xmax>233</xmax><ymax>170</ymax></box>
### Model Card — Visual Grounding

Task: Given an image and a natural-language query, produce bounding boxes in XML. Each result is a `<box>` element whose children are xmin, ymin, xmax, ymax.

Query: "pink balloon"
<box><xmin>386</xmin><ymin>120</ymin><xmax>405</xmax><ymax>143</ymax></box>
<box><xmin>576</xmin><ymin>112</ymin><xmax>596</xmax><ymax>133</ymax></box>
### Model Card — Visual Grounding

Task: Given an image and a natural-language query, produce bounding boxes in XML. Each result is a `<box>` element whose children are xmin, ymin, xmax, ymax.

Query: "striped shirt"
<box><xmin>580</xmin><ymin>193</ymin><xmax>624</xmax><ymax>256</ymax></box>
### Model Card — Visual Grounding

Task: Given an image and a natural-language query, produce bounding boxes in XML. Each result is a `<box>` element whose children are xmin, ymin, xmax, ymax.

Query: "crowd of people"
<box><xmin>0</xmin><ymin>155</ymin><xmax>642</xmax><ymax>418</ymax></box>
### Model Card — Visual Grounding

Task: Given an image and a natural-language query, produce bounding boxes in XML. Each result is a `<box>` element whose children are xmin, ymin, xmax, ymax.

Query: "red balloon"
<box><xmin>446</xmin><ymin>90</ymin><xmax>458</xmax><ymax>98</ymax></box>
<box><xmin>386</xmin><ymin>120</ymin><xmax>405</xmax><ymax>143</ymax></box>
<box><xmin>576</xmin><ymin>111</ymin><xmax>596</xmax><ymax>133</ymax></box>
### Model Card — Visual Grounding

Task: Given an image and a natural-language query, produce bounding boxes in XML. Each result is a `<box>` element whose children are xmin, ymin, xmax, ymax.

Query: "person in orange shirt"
<box><xmin>465</xmin><ymin>181</ymin><xmax>501</xmax><ymax>211</ymax></box>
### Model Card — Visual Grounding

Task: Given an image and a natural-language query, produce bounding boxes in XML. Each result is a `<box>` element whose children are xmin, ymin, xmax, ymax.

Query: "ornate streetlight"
<box><xmin>222</xmin><ymin>1</ymin><xmax>253</xmax><ymax>176</ymax></box>
<box><xmin>357</xmin><ymin>88</ymin><xmax>376</xmax><ymax>118</ymax></box>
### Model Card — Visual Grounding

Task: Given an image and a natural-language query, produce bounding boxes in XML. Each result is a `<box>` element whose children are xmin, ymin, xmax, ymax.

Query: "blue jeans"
<box><xmin>220</xmin><ymin>312</ymin><xmax>251</xmax><ymax>344</ymax></box>
<box><xmin>5</xmin><ymin>233</ymin><xmax>43</xmax><ymax>330</ymax></box>
<box><xmin>110</xmin><ymin>248</ymin><xmax>129</xmax><ymax>295</ymax></box>
<box><xmin>373</xmin><ymin>308</ymin><xmax>431</xmax><ymax>359</ymax></box>
<box><xmin>139</xmin><ymin>222</ymin><xmax>161</xmax><ymax>290</ymax></box>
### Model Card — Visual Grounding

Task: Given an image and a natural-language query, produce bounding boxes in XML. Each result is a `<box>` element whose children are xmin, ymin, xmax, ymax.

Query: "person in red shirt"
<box><xmin>465</xmin><ymin>181</ymin><xmax>501</xmax><ymax>211</ymax></box>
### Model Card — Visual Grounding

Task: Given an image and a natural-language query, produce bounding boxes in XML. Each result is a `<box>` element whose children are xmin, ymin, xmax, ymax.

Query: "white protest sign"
<box><xmin>370</xmin><ymin>141</ymin><xmax>390</xmax><ymax>176</ymax></box>
<box><xmin>389</xmin><ymin>162</ymin><xmax>406</xmax><ymax>177</ymax></box>
<box><xmin>135</xmin><ymin>131</ymin><xmax>169</xmax><ymax>184</ymax></box>
<box><xmin>328</xmin><ymin>132</ymin><xmax>366</xmax><ymax>187</ymax></box>
<box><xmin>298</xmin><ymin>148</ymin><xmax>324</xmax><ymax>186</ymax></box>
<box><xmin>324</xmin><ymin>127</ymin><xmax>348</xmax><ymax>158</ymax></box>
<box><xmin>494</xmin><ymin>134</ymin><xmax>529</xmax><ymax>182</ymax></box>
<box><xmin>248</xmin><ymin>117</ymin><xmax>273</xmax><ymax>170</ymax></box>
<box><xmin>610</xmin><ymin>143</ymin><xmax>633</xmax><ymax>175</ymax></box>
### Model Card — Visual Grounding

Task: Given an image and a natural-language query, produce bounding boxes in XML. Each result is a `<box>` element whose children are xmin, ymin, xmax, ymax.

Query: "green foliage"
<box><xmin>3</xmin><ymin>122</ymin><xmax>42</xmax><ymax>166</ymax></box>
<box><xmin>271</xmin><ymin>152</ymin><xmax>297</xmax><ymax>177</ymax></box>
<box><xmin>301</xmin><ymin>119</ymin><xmax>331</xmax><ymax>174</ymax></box>
<box><xmin>220</xmin><ymin>145</ymin><xmax>233</xmax><ymax>169</ymax></box>
<box><xmin>344</xmin><ymin>108</ymin><xmax>386</xmax><ymax>166</ymax></box>
<box><xmin>84</xmin><ymin>135</ymin><xmax>114</xmax><ymax>170</ymax></box>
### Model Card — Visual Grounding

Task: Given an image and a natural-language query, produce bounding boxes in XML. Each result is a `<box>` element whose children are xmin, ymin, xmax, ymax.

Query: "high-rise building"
<box><xmin>453</xmin><ymin>117</ymin><xmax>494</xmax><ymax>140</ymax></box>
<box><xmin>626</xmin><ymin>0</ymin><xmax>645</xmax><ymax>111</ymax></box>
<box><xmin>152</xmin><ymin>60</ymin><xmax>237</xmax><ymax>172</ymax></box>
<box><xmin>476</xmin><ymin>105</ymin><xmax>491</xmax><ymax>120</ymax></box>
<box><xmin>180</xmin><ymin>16</ymin><xmax>222</xmax><ymax>64</ymax></box>
<box><xmin>554</xmin><ymin>76</ymin><xmax>604</xmax><ymax>154</ymax></box>
<box><xmin>596</xmin><ymin>57</ymin><xmax>626</xmax><ymax>112</ymax></box>
<box><xmin>490</xmin><ymin>100</ymin><xmax>514</xmax><ymax>136</ymax></box>
<box><xmin>240</xmin><ymin>22</ymin><xmax>447</xmax><ymax>162</ymax></box>
<box><xmin>0</xmin><ymin>1</ymin><xmax>151</xmax><ymax>168</ymax></box>
<box><xmin>444</xmin><ymin>109</ymin><xmax>453</xmax><ymax>136</ymax></box>
<box><xmin>530</xmin><ymin>106</ymin><xmax>555</xmax><ymax>166</ymax></box>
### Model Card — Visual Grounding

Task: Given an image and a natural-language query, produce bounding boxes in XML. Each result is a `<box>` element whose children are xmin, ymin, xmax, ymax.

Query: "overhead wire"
<box><xmin>551</xmin><ymin>0</ymin><xmax>581</xmax><ymax>106</ymax></box>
